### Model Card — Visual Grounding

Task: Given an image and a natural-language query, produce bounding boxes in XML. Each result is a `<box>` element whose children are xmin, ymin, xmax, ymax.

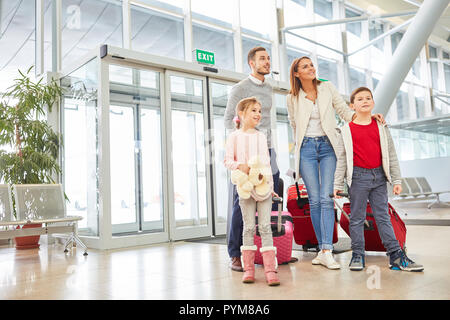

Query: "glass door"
<box><xmin>109</xmin><ymin>64</ymin><xmax>165</xmax><ymax>235</ymax></box>
<box><xmin>166</xmin><ymin>71</ymin><xmax>213</xmax><ymax>240</ymax></box>
<box><xmin>208</xmin><ymin>80</ymin><xmax>234</xmax><ymax>235</ymax></box>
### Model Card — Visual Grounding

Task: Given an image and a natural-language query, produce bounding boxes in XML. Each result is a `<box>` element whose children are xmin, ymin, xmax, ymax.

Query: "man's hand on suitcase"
<box><xmin>393</xmin><ymin>184</ymin><xmax>402</xmax><ymax>195</ymax></box>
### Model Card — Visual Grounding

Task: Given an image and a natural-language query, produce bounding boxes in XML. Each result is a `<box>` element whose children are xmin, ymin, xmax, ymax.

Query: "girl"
<box><xmin>224</xmin><ymin>96</ymin><xmax>280</xmax><ymax>286</ymax></box>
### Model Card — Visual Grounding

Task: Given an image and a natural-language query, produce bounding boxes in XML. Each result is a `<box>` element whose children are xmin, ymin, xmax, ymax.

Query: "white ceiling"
<box><xmin>346</xmin><ymin>0</ymin><xmax>450</xmax><ymax>48</ymax></box>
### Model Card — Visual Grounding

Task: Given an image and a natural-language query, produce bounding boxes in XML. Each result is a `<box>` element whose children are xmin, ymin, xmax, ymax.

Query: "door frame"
<box><xmin>206</xmin><ymin>78</ymin><xmax>236</xmax><ymax>236</ymax></box>
<box><xmin>164</xmin><ymin>70</ymin><xmax>214</xmax><ymax>240</ymax></box>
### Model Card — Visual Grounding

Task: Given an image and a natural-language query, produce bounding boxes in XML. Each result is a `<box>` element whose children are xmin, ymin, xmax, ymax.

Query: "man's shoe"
<box><xmin>389</xmin><ymin>249</ymin><xmax>424</xmax><ymax>272</ymax></box>
<box><xmin>349</xmin><ymin>253</ymin><xmax>365</xmax><ymax>271</ymax></box>
<box><xmin>230</xmin><ymin>256</ymin><xmax>243</xmax><ymax>272</ymax></box>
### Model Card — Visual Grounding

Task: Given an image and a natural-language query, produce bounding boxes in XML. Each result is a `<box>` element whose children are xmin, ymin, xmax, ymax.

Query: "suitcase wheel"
<box><xmin>302</xmin><ymin>244</ymin><xmax>320</xmax><ymax>252</ymax></box>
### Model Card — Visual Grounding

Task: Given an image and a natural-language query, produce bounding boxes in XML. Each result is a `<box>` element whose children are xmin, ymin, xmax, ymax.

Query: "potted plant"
<box><xmin>0</xmin><ymin>67</ymin><xmax>63</xmax><ymax>249</ymax></box>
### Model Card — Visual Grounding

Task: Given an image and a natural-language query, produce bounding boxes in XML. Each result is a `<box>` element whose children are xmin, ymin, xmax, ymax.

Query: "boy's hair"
<box><xmin>235</xmin><ymin>96</ymin><xmax>260</xmax><ymax>129</ymax></box>
<box><xmin>350</xmin><ymin>87</ymin><xmax>373</xmax><ymax>104</ymax></box>
<box><xmin>247</xmin><ymin>47</ymin><xmax>267</xmax><ymax>66</ymax></box>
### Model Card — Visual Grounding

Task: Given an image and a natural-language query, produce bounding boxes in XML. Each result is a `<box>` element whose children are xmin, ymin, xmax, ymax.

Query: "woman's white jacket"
<box><xmin>286</xmin><ymin>81</ymin><xmax>355</xmax><ymax>180</ymax></box>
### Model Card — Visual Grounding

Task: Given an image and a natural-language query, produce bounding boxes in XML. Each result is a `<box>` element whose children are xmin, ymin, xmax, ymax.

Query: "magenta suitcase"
<box><xmin>254</xmin><ymin>197</ymin><xmax>294</xmax><ymax>265</ymax></box>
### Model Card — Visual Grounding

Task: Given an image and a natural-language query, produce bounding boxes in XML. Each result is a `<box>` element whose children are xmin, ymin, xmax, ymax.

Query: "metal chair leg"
<box><xmin>428</xmin><ymin>194</ymin><xmax>450</xmax><ymax>209</ymax></box>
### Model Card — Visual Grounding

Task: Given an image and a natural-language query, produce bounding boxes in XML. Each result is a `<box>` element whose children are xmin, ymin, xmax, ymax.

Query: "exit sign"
<box><xmin>194</xmin><ymin>49</ymin><xmax>215</xmax><ymax>65</ymax></box>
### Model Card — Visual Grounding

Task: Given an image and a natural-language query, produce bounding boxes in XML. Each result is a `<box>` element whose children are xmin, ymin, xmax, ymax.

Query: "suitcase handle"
<box><xmin>293</xmin><ymin>172</ymin><xmax>305</xmax><ymax>209</ymax></box>
<box><xmin>273</xmin><ymin>196</ymin><xmax>283</xmax><ymax>233</ymax></box>
<box><xmin>329</xmin><ymin>194</ymin><xmax>370</xmax><ymax>229</ymax></box>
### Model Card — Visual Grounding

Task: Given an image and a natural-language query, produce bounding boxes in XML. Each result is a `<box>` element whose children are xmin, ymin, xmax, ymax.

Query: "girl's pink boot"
<box><xmin>260</xmin><ymin>247</ymin><xmax>280</xmax><ymax>286</ymax></box>
<box><xmin>240</xmin><ymin>245</ymin><xmax>257</xmax><ymax>283</ymax></box>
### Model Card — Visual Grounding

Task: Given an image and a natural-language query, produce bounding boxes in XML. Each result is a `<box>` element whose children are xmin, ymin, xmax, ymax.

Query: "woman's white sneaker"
<box><xmin>312</xmin><ymin>251</ymin><xmax>322</xmax><ymax>265</ymax></box>
<box><xmin>320</xmin><ymin>251</ymin><xmax>341</xmax><ymax>270</ymax></box>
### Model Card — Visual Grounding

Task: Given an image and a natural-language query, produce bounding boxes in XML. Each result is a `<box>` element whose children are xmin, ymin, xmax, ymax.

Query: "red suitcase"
<box><xmin>337</xmin><ymin>201</ymin><xmax>406</xmax><ymax>252</ymax></box>
<box><xmin>254</xmin><ymin>197</ymin><xmax>294</xmax><ymax>265</ymax></box>
<box><xmin>287</xmin><ymin>181</ymin><xmax>338</xmax><ymax>251</ymax></box>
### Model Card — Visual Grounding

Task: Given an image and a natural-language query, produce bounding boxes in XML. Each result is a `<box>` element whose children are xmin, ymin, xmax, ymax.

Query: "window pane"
<box><xmin>131</xmin><ymin>5</ymin><xmax>184</xmax><ymax>60</ymax></box>
<box><xmin>240</xmin><ymin>0</ymin><xmax>272</xmax><ymax>39</ymax></box>
<box><xmin>318</xmin><ymin>57</ymin><xmax>338</xmax><ymax>84</ymax></box>
<box><xmin>135</xmin><ymin>0</ymin><xmax>184</xmax><ymax>13</ymax></box>
<box><xmin>193</xmin><ymin>23</ymin><xmax>234</xmax><ymax>71</ymax></box>
<box><xmin>349</xmin><ymin>67</ymin><xmax>366</xmax><ymax>89</ymax></box>
<box><xmin>169</xmin><ymin>76</ymin><xmax>208</xmax><ymax>228</ymax></box>
<box><xmin>283</xmin><ymin>0</ymin><xmax>309</xmax><ymax>28</ymax></box>
<box><xmin>345</xmin><ymin>9</ymin><xmax>361</xmax><ymax>37</ymax></box>
<box><xmin>0</xmin><ymin>0</ymin><xmax>35</xmax><ymax>92</ymax></box>
<box><xmin>61</xmin><ymin>59</ymin><xmax>99</xmax><ymax>236</ymax></box>
<box><xmin>287</xmin><ymin>48</ymin><xmax>310</xmax><ymax>70</ymax></box>
<box><xmin>242</xmin><ymin>37</ymin><xmax>271</xmax><ymax>74</ymax></box>
<box><xmin>314</xmin><ymin>0</ymin><xmax>333</xmax><ymax>20</ymax></box>
<box><xmin>430</xmin><ymin>61</ymin><xmax>440</xmax><ymax>89</ymax></box>
<box><xmin>191</xmin><ymin>0</ymin><xmax>233</xmax><ymax>25</ymax></box>
<box><xmin>396</xmin><ymin>89</ymin><xmax>409</xmax><ymax>121</ymax></box>
<box><xmin>444</xmin><ymin>64</ymin><xmax>450</xmax><ymax>93</ymax></box>
<box><xmin>429</xmin><ymin>45</ymin><xmax>437</xmax><ymax>58</ymax></box>
<box><xmin>61</xmin><ymin>0</ymin><xmax>122</xmax><ymax>68</ymax></box>
<box><xmin>414</xmin><ymin>86</ymin><xmax>426</xmax><ymax>119</ymax></box>
<box><xmin>369</xmin><ymin>22</ymin><xmax>384</xmax><ymax>51</ymax></box>
<box><xmin>391</xmin><ymin>32</ymin><xmax>403</xmax><ymax>54</ymax></box>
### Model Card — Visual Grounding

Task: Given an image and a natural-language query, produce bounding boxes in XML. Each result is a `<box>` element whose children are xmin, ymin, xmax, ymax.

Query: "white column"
<box><xmin>373</xmin><ymin>0</ymin><xmax>450</xmax><ymax>115</ymax></box>
<box><xmin>183</xmin><ymin>0</ymin><xmax>193</xmax><ymax>62</ymax></box>
<box><xmin>122</xmin><ymin>0</ymin><xmax>132</xmax><ymax>49</ymax></box>
<box><xmin>36</xmin><ymin>0</ymin><xmax>44</xmax><ymax>76</ymax></box>
<box><xmin>232</xmin><ymin>0</ymin><xmax>243</xmax><ymax>73</ymax></box>
<box><xmin>51</xmin><ymin>0</ymin><xmax>62</xmax><ymax>72</ymax></box>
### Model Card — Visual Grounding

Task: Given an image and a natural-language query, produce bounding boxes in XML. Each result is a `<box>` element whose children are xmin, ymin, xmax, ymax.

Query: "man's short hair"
<box><xmin>247</xmin><ymin>46</ymin><xmax>267</xmax><ymax>65</ymax></box>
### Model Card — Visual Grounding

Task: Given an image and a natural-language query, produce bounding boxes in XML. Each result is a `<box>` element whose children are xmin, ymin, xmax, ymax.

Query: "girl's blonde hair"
<box><xmin>235</xmin><ymin>96</ymin><xmax>260</xmax><ymax>129</ymax></box>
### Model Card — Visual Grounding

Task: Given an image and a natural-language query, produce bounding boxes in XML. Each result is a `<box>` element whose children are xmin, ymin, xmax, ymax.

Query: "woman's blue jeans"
<box><xmin>299</xmin><ymin>136</ymin><xmax>336</xmax><ymax>250</ymax></box>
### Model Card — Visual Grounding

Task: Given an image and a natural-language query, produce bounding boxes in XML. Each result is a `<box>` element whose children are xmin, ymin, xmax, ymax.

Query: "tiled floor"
<box><xmin>1</xmin><ymin>220</ymin><xmax>449</xmax><ymax>300</ymax></box>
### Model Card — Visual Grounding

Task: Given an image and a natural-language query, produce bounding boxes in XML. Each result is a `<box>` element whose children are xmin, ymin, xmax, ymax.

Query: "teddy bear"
<box><xmin>230</xmin><ymin>155</ymin><xmax>271</xmax><ymax>199</ymax></box>
<box><xmin>231</xmin><ymin>169</ymin><xmax>253</xmax><ymax>199</ymax></box>
<box><xmin>248</xmin><ymin>155</ymin><xmax>271</xmax><ymax>197</ymax></box>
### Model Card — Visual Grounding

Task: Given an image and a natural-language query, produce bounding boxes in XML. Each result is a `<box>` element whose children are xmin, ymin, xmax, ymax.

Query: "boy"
<box><xmin>333</xmin><ymin>87</ymin><xmax>424</xmax><ymax>272</ymax></box>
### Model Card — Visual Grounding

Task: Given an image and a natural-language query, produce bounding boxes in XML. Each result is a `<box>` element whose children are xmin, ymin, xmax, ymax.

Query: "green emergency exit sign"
<box><xmin>194</xmin><ymin>49</ymin><xmax>215</xmax><ymax>65</ymax></box>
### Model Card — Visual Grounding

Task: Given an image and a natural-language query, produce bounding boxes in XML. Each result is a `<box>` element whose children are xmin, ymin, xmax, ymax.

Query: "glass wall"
<box><xmin>130</xmin><ymin>4</ymin><xmax>184</xmax><ymax>60</ymax></box>
<box><xmin>61</xmin><ymin>0</ymin><xmax>123</xmax><ymax>69</ymax></box>
<box><xmin>0</xmin><ymin>0</ymin><xmax>36</xmax><ymax>92</ymax></box>
<box><xmin>192</xmin><ymin>23</ymin><xmax>235</xmax><ymax>71</ymax></box>
<box><xmin>61</xmin><ymin>59</ymin><xmax>99</xmax><ymax>236</ymax></box>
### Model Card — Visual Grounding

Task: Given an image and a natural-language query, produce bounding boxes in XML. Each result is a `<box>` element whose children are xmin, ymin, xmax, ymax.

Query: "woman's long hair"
<box><xmin>289</xmin><ymin>56</ymin><xmax>321</xmax><ymax>97</ymax></box>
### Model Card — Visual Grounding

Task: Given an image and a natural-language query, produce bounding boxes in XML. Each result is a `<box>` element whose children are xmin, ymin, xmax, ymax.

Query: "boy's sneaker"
<box><xmin>349</xmin><ymin>253</ymin><xmax>365</xmax><ymax>271</ymax></box>
<box><xmin>389</xmin><ymin>249</ymin><xmax>424</xmax><ymax>272</ymax></box>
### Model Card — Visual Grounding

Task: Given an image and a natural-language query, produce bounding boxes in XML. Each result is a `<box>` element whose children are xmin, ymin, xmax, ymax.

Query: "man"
<box><xmin>225</xmin><ymin>47</ymin><xmax>294</xmax><ymax>271</ymax></box>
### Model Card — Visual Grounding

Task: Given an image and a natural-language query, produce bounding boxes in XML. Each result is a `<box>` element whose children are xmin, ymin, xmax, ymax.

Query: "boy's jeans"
<box><xmin>299</xmin><ymin>136</ymin><xmax>336</xmax><ymax>250</ymax></box>
<box><xmin>349</xmin><ymin>166</ymin><xmax>401</xmax><ymax>256</ymax></box>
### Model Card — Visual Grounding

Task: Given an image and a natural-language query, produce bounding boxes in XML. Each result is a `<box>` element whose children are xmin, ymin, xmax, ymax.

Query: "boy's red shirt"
<box><xmin>349</xmin><ymin>118</ymin><xmax>382</xmax><ymax>169</ymax></box>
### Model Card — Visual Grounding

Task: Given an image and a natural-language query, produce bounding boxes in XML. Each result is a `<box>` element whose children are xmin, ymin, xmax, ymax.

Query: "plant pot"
<box><xmin>15</xmin><ymin>224</ymin><xmax>41</xmax><ymax>250</ymax></box>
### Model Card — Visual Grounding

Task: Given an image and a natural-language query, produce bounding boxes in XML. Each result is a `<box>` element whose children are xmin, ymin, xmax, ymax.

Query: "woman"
<box><xmin>287</xmin><ymin>56</ymin><xmax>383</xmax><ymax>269</ymax></box>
